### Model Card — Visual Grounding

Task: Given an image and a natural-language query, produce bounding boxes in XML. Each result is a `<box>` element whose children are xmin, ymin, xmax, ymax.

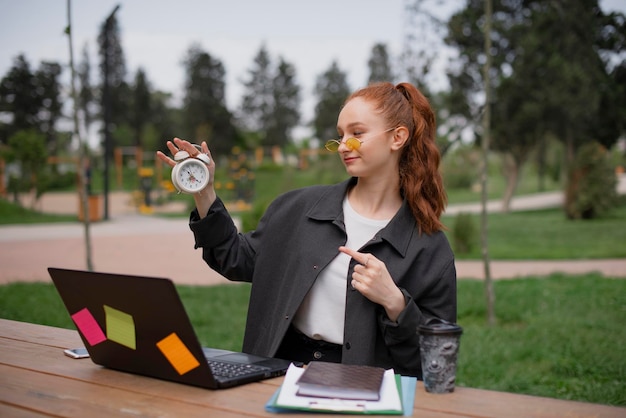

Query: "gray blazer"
<box><xmin>189</xmin><ymin>177</ymin><xmax>456</xmax><ymax>376</ymax></box>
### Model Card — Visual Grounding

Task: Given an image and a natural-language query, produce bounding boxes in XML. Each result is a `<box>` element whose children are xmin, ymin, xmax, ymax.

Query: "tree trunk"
<box><xmin>537</xmin><ymin>134</ymin><xmax>546</xmax><ymax>192</ymax></box>
<box><xmin>482</xmin><ymin>0</ymin><xmax>496</xmax><ymax>326</ymax></box>
<box><xmin>501</xmin><ymin>154</ymin><xmax>520</xmax><ymax>213</ymax></box>
<box><xmin>67</xmin><ymin>0</ymin><xmax>94</xmax><ymax>271</ymax></box>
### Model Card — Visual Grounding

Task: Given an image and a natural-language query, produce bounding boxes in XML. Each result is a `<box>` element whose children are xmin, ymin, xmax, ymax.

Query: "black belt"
<box><xmin>276</xmin><ymin>325</ymin><xmax>343</xmax><ymax>364</ymax></box>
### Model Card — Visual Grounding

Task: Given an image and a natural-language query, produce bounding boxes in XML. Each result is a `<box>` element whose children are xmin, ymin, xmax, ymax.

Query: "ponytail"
<box><xmin>395</xmin><ymin>82</ymin><xmax>446</xmax><ymax>234</ymax></box>
<box><xmin>346</xmin><ymin>82</ymin><xmax>446</xmax><ymax>234</ymax></box>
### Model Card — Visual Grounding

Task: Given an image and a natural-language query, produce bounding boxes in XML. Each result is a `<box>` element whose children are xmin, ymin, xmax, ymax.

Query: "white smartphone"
<box><xmin>63</xmin><ymin>347</ymin><xmax>90</xmax><ymax>359</ymax></box>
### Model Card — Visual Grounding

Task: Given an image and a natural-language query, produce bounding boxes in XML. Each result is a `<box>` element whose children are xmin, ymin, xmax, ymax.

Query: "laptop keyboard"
<box><xmin>206</xmin><ymin>360</ymin><xmax>267</xmax><ymax>378</ymax></box>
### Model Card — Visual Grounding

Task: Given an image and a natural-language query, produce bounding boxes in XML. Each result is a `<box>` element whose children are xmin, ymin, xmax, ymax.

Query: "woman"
<box><xmin>156</xmin><ymin>81</ymin><xmax>456</xmax><ymax>377</ymax></box>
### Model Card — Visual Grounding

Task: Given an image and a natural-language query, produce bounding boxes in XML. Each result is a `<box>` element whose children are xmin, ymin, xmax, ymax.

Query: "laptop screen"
<box><xmin>49</xmin><ymin>267</ymin><xmax>221</xmax><ymax>388</ymax></box>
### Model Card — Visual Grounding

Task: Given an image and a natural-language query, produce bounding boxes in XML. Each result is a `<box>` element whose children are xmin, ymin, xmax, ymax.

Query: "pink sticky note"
<box><xmin>71</xmin><ymin>308</ymin><xmax>107</xmax><ymax>346</ymax></box>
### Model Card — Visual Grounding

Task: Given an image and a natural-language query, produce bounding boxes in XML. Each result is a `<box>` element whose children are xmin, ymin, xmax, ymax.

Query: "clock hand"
<box><xmin>184</xmin><ymin>170</ymin><xmax>197</xmax><ymax>182</ymax></box>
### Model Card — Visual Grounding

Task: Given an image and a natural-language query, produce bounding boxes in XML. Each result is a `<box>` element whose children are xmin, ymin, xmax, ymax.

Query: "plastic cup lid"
<box><xmin>418</xmin><ymin>319</ymin><xmax>463</xmax><ymax>335</ymax></box>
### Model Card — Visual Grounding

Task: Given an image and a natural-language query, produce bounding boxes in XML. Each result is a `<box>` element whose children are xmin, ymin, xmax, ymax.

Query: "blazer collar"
<box><xmin>306</xmin><ymin>178</ymin><xmax>417</xmax><ymax>257</ymax></box>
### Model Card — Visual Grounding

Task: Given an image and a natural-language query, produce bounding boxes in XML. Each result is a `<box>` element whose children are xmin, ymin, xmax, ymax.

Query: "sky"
<box><xmin>1</xmin><ymin>0</ymin><xmax>625</xmax><ymax>142</ymax></box>
<box><xmin>0</xmin><ymin>0</ymin><xmax>417</xmax><ymax>131</ymax></box>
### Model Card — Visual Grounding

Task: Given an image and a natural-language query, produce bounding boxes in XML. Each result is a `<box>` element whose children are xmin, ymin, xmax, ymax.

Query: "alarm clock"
<box><xmin>171</xmin><ymin>149</ymin><xmax>211</xmax><ymax>194</ymax></box>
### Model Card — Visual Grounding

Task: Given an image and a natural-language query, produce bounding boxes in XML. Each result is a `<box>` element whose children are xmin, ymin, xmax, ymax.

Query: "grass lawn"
<box><xmin>0</xmin><ymin>198</ymin><xmax>76</xmax><ymax>224</ymax></box>
<box><xmin>1</xmin><ymin>273</ymin><xmax>624</xmax><ymax>406</ymax></box>
<box><xmin>441</xmin><ymin>201</ymin><xmax>626</xmax><ymax>259</ymax></box>
<box><xmin>456</xmin><ymin>274</ymin><xmax>625</xmax><ymax>406</ymax></box>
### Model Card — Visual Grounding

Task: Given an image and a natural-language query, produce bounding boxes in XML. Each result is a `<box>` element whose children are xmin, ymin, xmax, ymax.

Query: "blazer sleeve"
<box><xmin>377</xmin><ymin>257</ymin><xmax>457</xmax><ymax>376</ymax></box>
<box><xmin>189</xmin><ymin>197</ymin><xmax>256</xmax><ymax>282</ymax></box>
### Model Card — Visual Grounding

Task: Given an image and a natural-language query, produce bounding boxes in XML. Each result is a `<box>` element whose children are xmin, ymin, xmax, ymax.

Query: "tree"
<box><xmin>480</xmin><ymin>0</ymin><xmax>495</xmax><ymax>326</ymax></box>
<box><xmin>0</xmin><ymin>55</ymin><xmax>42</xmax><ymax>142</ymax></box>
<box><xmin>504</xmin><ymin>1</ymin><xmax>625</xmax><ymax>209</ymax></box>
<box><xmin>606</xmin><ymin>61</ymin><xmax>626</xmax><ymax>140</ymax></box>
<box><xmin>445</xmin><ymin>0</ymin><xmax>513</xmax><ymax>138</ymax></box>
<box><xmin>98</xmin><ymin>5</ymin><xmax>123</xmax><ymax>220</ymax></box>
<box><xmin>491</xmin><ymin>77</ymin><xmax>543</xmax><ymax>211</ymax></box>
<box><xmin>402</xmin><ymin>1</ymin><xmax>466</xmax><ymax>157</ymax></box>
<box><xmin>129</xmin><ymin>68</ymin><xmax>152</xmax><ymax>148</ymax></box>
<box><xmin>0</xmin><ymin>55</ymin><xmax>64</xmax><ymax>155</ymax></box>
<box><xmin>97</xmin><ymin>9</ymin><xmax>128</xmax><ymax>152</ymax></box>
<box><xmin>239</xmin><ymin>45</ymin><xmax>273</xmax><ymax>136</ymax></box>
<box><xmin>312</xmin><ymin>61</ymin><xmax>351</xmax><ymax>143</ymax></box>
<box><xmin>238</xmin><ymin>45</ymin><xmax>302</xmax><ymax>148</ymax></box>
<box><xmin>34</xmin><ymin>61</ymin><xmax>64</xmax><ymax>155</ymax></box>
<box><xmin>2</xmin><ymin>129</ymin><xmax>48</xmax><ymax>206</ymax></box>
<box><xmin>66</xmin><ymin>0</ymin><xmax>94</xmax><ymax>272</ymax></box>
<box><xmin>529</xmin><ymin>1</ymin><xmax>614</xmax><ymax>161</ymax></box>
<box><xmin>401</xmin><ymin>0</ymin><xmax>447</xmax><ymax>95</ymax></box>
<box><xmin>491</xmin><ymin>6</ymin><xmax>558</xmax><ymax>196</ymax></box>
<box><xmin>430</xmin><ymin>90</ymin><xmax>469</xmax><ymax>157</ymax></box>
<box><xmin>445</xmin><ymin>0</ymin><xmax>625</xmax><ymax>210</ymax></box>
<box><xmin>77</xmin><ymin>44</ymin><xmax>95</xmax><ymax>140</ymax></box>
<box><xmin>150</xmin><ymin>91</ymin><xmax>182</xmax><ymax>153</ymax></box>
<box><xmin>565</xmin><ymin>142</ymin><xmax>618</xmax><ymax>219</ymax></box>
<box><xmin>582</xmin><ymin>9</ymin><xmax>626</xmax><ymax>149</ymax></box>
<box><xmin>266</xmin><ymin>57</ymin><xmax>301</xmax><ymax>147</ymax></box>
<box><xmin>182</xmin><ymin>45</ymin><xmax>237</xmax><ymax>155</ymax></box>
<box><xmin>367</xmin><ymin>43</ymin><xmax>394</xmax><ymax>84</ymax></box>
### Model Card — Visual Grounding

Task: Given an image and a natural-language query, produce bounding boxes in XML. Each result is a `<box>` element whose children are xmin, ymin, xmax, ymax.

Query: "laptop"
<box><xmin>48</xmin><ymin>267</ymin><xmax>295</xmax><ymax>389</ymax></box>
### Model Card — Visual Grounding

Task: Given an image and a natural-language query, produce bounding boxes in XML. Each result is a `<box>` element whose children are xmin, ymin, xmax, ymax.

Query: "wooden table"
<box><xmin>1</xmin><ymin>319</ymin><xmax>623</xmax><ymax>417</ymax></box>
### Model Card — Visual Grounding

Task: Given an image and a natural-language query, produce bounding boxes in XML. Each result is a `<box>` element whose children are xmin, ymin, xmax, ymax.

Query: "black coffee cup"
<box><xmin>418</xmin><ymin>318</ymin><xmax>463</xmax><ymax>393</ymax></box>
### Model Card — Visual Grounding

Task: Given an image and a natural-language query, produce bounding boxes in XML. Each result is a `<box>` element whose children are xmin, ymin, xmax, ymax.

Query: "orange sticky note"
<box><xmin>71</xmin><ymin>308</ymin><xmax>106</xmax><ymax>346</ymax></box>
<box><xmin>103</xmin><ymin>305</ymin><xmax>136</xmax><ymax>350</ymax></box>
<box><xmin>156</xmin><ymin>333</ymin><xmax>201</xmax><ymax>375</ymax></box>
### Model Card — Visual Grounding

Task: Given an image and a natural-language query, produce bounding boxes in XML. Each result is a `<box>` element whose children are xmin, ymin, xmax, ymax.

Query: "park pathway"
<box><xmin>1</xmin><ymin>175</ymin><xmax>625</xmax><ymax>285</ymax></box>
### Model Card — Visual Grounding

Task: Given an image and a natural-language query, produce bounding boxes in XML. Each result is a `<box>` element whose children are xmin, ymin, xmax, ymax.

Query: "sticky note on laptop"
<box><xmin>156</xmin><ymin>332</ymin><xmax>201</xmax><ymax>375</ymax></box>
<box><xmin>104</xmin><ymin>305</ymin><xmax>136</xmax><ymax>350</ymax></box>
<box><xmin>71</xmin><ymin>308</ymin><xmax>107</xmax><ymax>346</ymax></box>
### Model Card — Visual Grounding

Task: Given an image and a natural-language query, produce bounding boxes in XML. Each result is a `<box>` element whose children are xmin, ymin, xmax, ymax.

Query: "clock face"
<box><xmin>172</xmin><ymin>159</ymin><xmax>209</xmax><ymax>194</ymax></box>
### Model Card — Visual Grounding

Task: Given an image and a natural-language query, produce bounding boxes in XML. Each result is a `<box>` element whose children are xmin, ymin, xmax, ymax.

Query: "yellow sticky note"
<box><xmin>103</xmin><ymin>305</ymin><xmax>136</xmax><ymax>350</ymax></box>
<box><xmin>156</xmin><ymin>333</ymin><xmax>201</xmax><ymax>375</ymax></box>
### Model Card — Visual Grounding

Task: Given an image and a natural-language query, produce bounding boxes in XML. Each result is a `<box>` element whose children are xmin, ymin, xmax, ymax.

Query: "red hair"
<box><xmin>346</xmin><ymin>82</ymin><xmax>446</xmax><ymax>234</ymax></box>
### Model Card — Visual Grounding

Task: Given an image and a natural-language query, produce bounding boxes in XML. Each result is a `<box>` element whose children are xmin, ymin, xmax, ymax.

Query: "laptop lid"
<box><xmin>48</xmin><ymin>267</ymin><xmax>292</xmax><ymax>389</ymax></box>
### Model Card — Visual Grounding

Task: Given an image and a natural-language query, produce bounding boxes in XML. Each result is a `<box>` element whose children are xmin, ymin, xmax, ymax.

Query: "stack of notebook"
<box><xmin>266</xmin><ymin>361</ymin><xmax>416</xmax><ymax>415</ymax></box>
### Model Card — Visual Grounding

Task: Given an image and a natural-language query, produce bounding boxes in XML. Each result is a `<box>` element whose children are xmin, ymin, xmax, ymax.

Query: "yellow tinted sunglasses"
<box><xmin>324</xmin><ymin>127</ymin><xmax>396</xmax><ymax>152</ymax></box>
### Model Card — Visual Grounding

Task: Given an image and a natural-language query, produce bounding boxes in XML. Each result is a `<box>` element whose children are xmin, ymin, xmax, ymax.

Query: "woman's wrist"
<box><xmin>384</xmin><ymin>287</ymin><xmax>407</xmax><ymax>323</ymax></box>
<box><xmin>193</xmin><ymin>188</ymin><xmax>217</xmax><ymax>218</ymax></box>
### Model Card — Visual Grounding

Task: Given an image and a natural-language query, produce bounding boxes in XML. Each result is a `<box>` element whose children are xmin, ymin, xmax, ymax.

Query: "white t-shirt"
<box><xmin>292</xmin><ymin>197</ymin><xmax>390</xmax><ymax>344</ymax></box>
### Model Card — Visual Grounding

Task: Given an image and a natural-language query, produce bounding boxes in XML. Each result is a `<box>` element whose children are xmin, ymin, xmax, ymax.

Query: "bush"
<box><xmin>442</xmin><ymin>145</ymin><xmax>482</xmax><ymax>190</ymax></box>
<box><xmin>452</xmin><ymin>212</ymin><xmax>477</xmax><ymax>254</ymax></box>
<box><xmin>46</xmin><ymin>171</ymin><xmax>77</xmax><ymax>191</ymax></box>
<box><xmin>564</xmin><ymin>142</ymin><xmax>618</xmax><ymax>219</ymax></box>
<box><xmin>240</xmin><ymin>198</ymin><xmax>270</xmax><ymax>232</ymax></box>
